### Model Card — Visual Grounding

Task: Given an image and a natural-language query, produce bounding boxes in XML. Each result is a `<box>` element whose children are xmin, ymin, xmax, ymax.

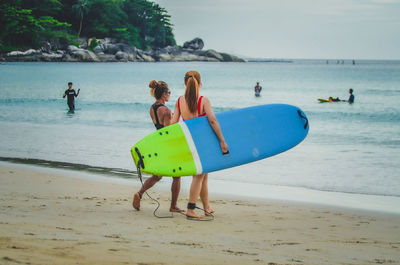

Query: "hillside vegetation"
<box><xmin>0</xmin><ymin>0</ymin><xmax>175</xmax><ymax>52</ymax></box>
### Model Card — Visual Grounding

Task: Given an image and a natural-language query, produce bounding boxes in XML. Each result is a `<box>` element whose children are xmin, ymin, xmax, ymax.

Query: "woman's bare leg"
<box><xmin>186</xmin><ymin>174</ymin><xmax>205</xmax><ymax>218</ymax></box>
<box><xmin>170</xmin><ymin>177</ymin><xmax>184</xmax><ymax>212</ymax></box>
<box><xmin>200</xmin><ymin>173</ymin><xmax>215</xmax><ymax>215</ymax></box>
<box><xmin>132</xmin><ymin>175</ymin><xmax>162</xmax><ymax>210</ymax></box>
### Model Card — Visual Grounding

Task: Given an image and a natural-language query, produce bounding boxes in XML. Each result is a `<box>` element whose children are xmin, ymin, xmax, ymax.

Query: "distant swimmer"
<box><xmin>63</xmin><ymin>82</ymin><xmax>80</xmax><ymax>112</ymax></box>
<box><xmin>254</xmin><ymin>81</ymin><xmax>262</xmax><ymax>97</ymax></box>
<box><xmin>348</xmin><ymin>88</ymin><xmax>355</xmax><ymax>103</ymax></box>
<box><xmin>328</xmin><ymin>97</ymin><xmax>341</xmax><ymax>102</ymax></box>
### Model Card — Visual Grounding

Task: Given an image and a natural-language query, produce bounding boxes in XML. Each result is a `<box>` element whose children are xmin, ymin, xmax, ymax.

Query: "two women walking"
<box><xmin>133</xmin><ymin>71</ymin><xmax>228</xmax><ymax>220</ymax></box>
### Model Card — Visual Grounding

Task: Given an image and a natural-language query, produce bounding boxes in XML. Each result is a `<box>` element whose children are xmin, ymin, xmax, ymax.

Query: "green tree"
<box><xmin>122</xmin><ymin>0</ymin><xmax>175</xmax><ymax>49</ymax></box>
<box><xmin>20</xmin><ymin>0</ymin><xmax>62</xmax><ymax>17</ymax></box>
<box><xmin>0</xmin><ymin>2</ymin><xmax>71</xmax><ymax>52</ymax></box>
<box><xmin>81</xmin><ymin>0</ymin><xmax>125</xmax><ymax>38</ymax></box>
<box><xmin>0</xmin><ymin>3</ymin><xmax>41</xmax><ymax>48</ymax></box>
<box><xmin>72</xmin><ymin>0</ymin><xmax>89</xmax><ymax>37</ymax></box>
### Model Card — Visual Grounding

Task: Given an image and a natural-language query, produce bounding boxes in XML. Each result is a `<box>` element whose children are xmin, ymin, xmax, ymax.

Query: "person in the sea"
<box><xmin>254</xmin><ymin>81</ymin><xmax>262</xmax><ymax>97</ymax></box>
<box><xmin>171</xmin><ymin>70</ymin><xmax>229</xmax><ymax>220</ymax></box>
<box><xmin>132</xmin><ymin>80</ymin><xmax>184</xmax><ymax>213</ymax></box>
<box><xmin>328</xmin><ymin>97</ymin><xmax>341</xmax><ymax>102</ymax></box>
<box><xmin>63</xmin><ymin>82</ymin><xmax>80</xmax><ymax>111</ymax></box>
<box><xmin>348</xmin><ymin>88</ymin><xmax>355</xmax><ymax>103</ymax></box>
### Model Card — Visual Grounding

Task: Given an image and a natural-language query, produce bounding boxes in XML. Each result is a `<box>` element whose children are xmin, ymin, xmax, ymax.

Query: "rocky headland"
<box><xmin>1</xmin><ymin>38</ymin><xmax>245</xmax><ymax>63</ymax></box>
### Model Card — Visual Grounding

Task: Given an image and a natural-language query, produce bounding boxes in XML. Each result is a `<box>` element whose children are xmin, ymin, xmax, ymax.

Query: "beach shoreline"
<box><xmin>2</xmin><ymin>158</ymin><xmax>400</xmax><ymax>216</ymax></box>
<box><xmin>1</xmin><ymin>162</ymin><xmax>399</xmax><ymax>265</ymax></box>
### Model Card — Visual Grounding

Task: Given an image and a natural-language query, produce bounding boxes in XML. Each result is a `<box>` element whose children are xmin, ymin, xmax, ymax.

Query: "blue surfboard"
<box><xmin>131</xmin><ymin>104</ymin><xmax>309</xmax><ymax>177</ymax></box>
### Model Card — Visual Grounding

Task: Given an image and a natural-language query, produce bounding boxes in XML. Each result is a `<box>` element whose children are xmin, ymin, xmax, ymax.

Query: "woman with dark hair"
<box><xmin>171</xmin><ymin>71</ymin><xmax>228</xmax><ymax>219</ymax></box>
<box><xmin>133</xmin><ymin>80</ymin><xmax>183</xmax><ymax>213</ymax></box>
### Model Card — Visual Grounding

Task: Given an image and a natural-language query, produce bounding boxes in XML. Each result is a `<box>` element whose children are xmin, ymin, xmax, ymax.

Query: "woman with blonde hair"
<box><xmin>133</xmin><ymin>80</ymin><xmax>183</xmax><ymax>213</ymax></box>
<box><xmin>171</xmin><ymin>71</ymin><xmax>228</xmax><ymax>219</ymax></box>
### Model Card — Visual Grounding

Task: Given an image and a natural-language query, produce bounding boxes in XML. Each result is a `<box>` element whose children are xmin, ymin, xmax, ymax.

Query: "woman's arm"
<box><xmin>171</xmin><ymin>100</ymin><xmax>181</xmax><ymax>124</ymax></box>
<box><xmin>203</xmin><ymin>97</ymin><xmax>229</xmax><ymax>154</ymax></box>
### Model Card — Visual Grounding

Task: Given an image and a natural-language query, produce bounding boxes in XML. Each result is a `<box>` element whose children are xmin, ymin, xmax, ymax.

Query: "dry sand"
<box><xmin>0</xmin><ymin>163</ymin><xmax>399</xmax><ymax>265</ymax></box>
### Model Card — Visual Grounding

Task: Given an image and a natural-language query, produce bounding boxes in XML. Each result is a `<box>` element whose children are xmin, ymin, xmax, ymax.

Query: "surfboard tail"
<box><xmin>131</xmin><ymin>122</ymin><xmax>202</xmax><ymax>177</ymax></box>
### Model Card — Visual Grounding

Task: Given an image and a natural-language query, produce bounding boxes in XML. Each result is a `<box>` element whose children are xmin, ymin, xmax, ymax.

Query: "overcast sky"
<box><xmin>154</xmin><ymin>0</ymin><xmax>400</xmax><ymax>60</ymax></box>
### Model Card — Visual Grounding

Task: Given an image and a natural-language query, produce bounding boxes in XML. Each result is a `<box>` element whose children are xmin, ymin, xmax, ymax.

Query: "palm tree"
<box><xmin>72</xmin><ymin>0</ymin><xmax>89</xmax><ymax>37</ymax></box>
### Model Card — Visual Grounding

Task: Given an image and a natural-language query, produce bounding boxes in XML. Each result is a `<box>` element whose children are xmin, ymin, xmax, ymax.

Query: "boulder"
<box><xmin>97</xmin><ymin>38</ymin><xmax>117</xmax><ymax>45</ymax></box>
<box><xmin>48</xmin><ymin>38</ymin><xmax>68</xmax><ymax>50</ymax></box>
<box><xmin>5</xmin><ymin>49</ymin><xmax>42</xmax><ymax>61</ymax></box>
<box><xmin>202</xmin><ymin>49</ymin><xmax>224</xmax><ymax>61</ymax></box>
<box><xmin>40</xmin><ymin>42</ymin><xmax>52</xmax><ymax>53</ymax></box>
<box><xmin>183</xmin><ymin>38</ymin><xmax>204</xmax><ymax>50</ymax></box>
<box><xmin>41</xmin><ymin>52</ymin><xmax>63</xmax><ymax>62</ymax></box>
<box><xmin>151</xmin><ymin>46</ymin><xmax>184</xmax><ymax>61</ymax></box>
<box><xmin>136</xmin><ymin>50</ymin><xmax>155</xmax><ymax>62</ymax></box>
<box><xmin>219</xmin><ymin>52</ymin><xmax>245</xmax><ymax>62</ymax></box>
<box><xmin>62</xmin><ymin>54</ymin><xmax>79</xmax><ymax>62</ymax></box>
<box><xmin>97</xmin><ymin>54</ymin><xmax>119</xmax><ymax>62</ymax></box>
<box><xmin>141</xmin><ymin>54</ymin><xmax>155</xmax><ymax>62</ymax></box>
<box><xmin>67</xmin><ymin>45</ymin><xmax>79</xmax><ymax>53</ymax></box>
<box><xmin>159</xmin><ymin>45</ymin><xmax>182</xmax><ymax>56</ymax></box>
<box><xmin>103</xmin><ymin>43</ymin><xmax>120</xmax><ymax>55</ymax></box>
<box><xmin>172</xmin><ymin>52</ymin><xmax>218</xmax><ymax>62</ymax></box>
<box><xmin>67</xmin><ymin>47</ymin><xmax>99</xmax><ymax>62</ymax></box>
<box><xmin>115</xmin><ymin>51</ymin><xmax>129</xmax><ymax>61</ymax></box>
<box><xmin>92</xmin><ymin>45</ymin><xmax>104</xmax><ymax>54</ymax></box>
<box><xmin>117</xmin><ymin>43</ymin><xmax>134</xmax><ymax>53</ymax></box>
<box><xmin>73</xmin><ymin>38</ymin><xmax>88</xmax><ymax>49</ymax></box>
<box><xmin>158</xmin><ymin>53</ymin><xmax>173</xmax><ymax>62</ymax></box>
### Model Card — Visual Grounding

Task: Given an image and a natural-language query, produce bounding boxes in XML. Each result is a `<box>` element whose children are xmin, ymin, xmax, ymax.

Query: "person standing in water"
<box><xmin>254</xmin><ymin>81</ymin><xmax>262</xmax><ymax>97</ymax></box>
<box><xmin>348</xmin><ymin>88</ymin><xmax>355</xmax><ymax>103</ymax></box>
<box><xmin>63</xmin><ymin>82</ymin><xmax>80</xmax><ymax>111</ymax></box>
<box><xmin>133</xmin><ymin>80</ymin><xmax>184</xmax><ymax>213</ymax></box>
<box><xmin>171</xmin><ymin>71</ymin><xmax>229</xmax><ymax>220</ymax></box>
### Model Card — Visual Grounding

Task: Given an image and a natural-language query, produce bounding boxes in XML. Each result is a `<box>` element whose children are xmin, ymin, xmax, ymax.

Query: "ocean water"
<box><xmin>1</xmin><ymin>61</ymin><xmax>400</xmax><ymax>212</ymax></box>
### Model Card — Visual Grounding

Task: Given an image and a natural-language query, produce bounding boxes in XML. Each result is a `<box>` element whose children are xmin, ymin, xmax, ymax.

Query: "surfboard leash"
<box><xmin>136</xmin><ymin>165</ymin><xmax>214</xmax><ymax>221</ymax></box>
<box><xmin>297</xmin><ymin>110</ymin><xmax>309</xmax><ymax>129</ymax></box>
<box><xmin>187</xmin><ymin>204</ymin><xmax>214</xmax><ymax>221</ymax></box>
<box><xmin>135</xmin><ymin>147</ymin><xmax>213</xmax><ymax>221</ymax></box>
<box><xmin>136</xmin><ymin>163</ymin><xmax>174</xmax><ymax>219</ymax></box>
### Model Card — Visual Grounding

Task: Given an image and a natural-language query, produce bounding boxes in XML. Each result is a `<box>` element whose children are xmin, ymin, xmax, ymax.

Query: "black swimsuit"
<box><xmin>152</xmin><ymin>103</ymin><xmax>165</xmax><ymax>130</ymax></box>
<box><xmin>65</xmin><ymin>89</ymin><xmax>78</xmax><ymax>110</ymax></box>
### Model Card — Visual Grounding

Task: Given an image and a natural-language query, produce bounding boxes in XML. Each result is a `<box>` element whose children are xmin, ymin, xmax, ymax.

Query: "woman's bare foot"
<box><xmin>204</xmin><ymin>207</ymin><xmax>215</xmax><ymax>216</ymax></box>
<box><xmin>170</xmin><ymin>206</ymin><xmax>185</xmax><ymax>213</ymax></box>
<box><xmin>186</xmin><ymin>209</ymin><xmax>202</xmax><ymax>219</ymax></box>
<box><xmin>132</xmin><ymin>192</ymin><xmax>141</xmax><ymax>210</ymax></box>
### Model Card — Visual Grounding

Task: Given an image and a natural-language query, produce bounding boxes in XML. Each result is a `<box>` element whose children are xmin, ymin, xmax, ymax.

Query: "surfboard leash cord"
<box><xmin>136</xmin><ymin>163</ymin><xmax>174</xmax><ymax>219</ymax></box>
<box><xmin>135</xmin><ymin>163</ymin><xmax>213</xmax><ymax>221</ymax></box>
<box><xmin>187</xmin><ymin>203</ymin><xmax>214</xmax><ymax>221</ymax></box>
<box><xmin>297</xmin><ymin>110</ymin><xmax>308</xmax><ymax>129</ymax></box>
<box><xmin>135</xmin><ymin>147</ymin><xmax>173</xmax><ymax>218</ymax></box>
<box><xmin>136</xmin><ymin>164</ymin><xmax>214</xmax><ymax>221</ymax></box>
<box><xmin>135</xmin><ymin>147</ymin><xmax>213</xmax><ymax>221</ymax></box>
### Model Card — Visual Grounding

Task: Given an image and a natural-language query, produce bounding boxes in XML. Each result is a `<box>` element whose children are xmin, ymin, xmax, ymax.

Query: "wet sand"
<box><xmin>0</xmin><ymin>164</ymin><xmax>399</xmax><ymax>265</ymax></box>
